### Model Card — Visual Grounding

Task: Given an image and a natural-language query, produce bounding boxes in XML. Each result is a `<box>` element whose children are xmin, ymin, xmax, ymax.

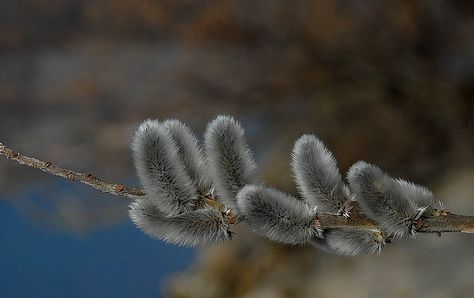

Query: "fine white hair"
<box><xmin>205</xmin><ymin>115</ymin><xmax>258</xmax><ymax>213</ymax></box>
<box><xmin>237</xmin><ymin>185</ymin><xmax>322</xmax><ymax>245</ymax></box>
<box><xmin>132</xmin><ymin>119</ymin><xmax>198</xmax><ymax>215</ymax></box>
<box><xmin>291</xmin><ymin>134</ymin><xmax>349</xmax><ymax>214</ymax></box>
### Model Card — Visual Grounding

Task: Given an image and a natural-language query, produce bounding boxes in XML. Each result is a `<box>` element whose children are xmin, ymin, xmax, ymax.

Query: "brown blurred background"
<box><xmin>0</xmin><ymin>0</ymin><xmax>473</xmax><ymax>297</ymax></box>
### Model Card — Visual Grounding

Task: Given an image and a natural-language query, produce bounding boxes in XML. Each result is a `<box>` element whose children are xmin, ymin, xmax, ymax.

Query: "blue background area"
<box><xmin>0</xmin><ymin>199</ymin><xmax>195</xmax><ymax>298</ymax></box>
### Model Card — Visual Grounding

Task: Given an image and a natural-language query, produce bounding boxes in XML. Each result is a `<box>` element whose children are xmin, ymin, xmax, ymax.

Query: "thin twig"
<box><xmin>0</xmin><ymin>142</ymin><xmax>144</xmax><ymax>200</ymax></box>
<box><xmin>1</xmin><ymin>142</ymin><xmax>473</xmax><ymax>234</ymax></box>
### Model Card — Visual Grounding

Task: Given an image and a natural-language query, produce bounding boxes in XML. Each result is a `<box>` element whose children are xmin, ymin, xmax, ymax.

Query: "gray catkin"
<box><xmin>237</xmin><ymin>185</ymin><xmax>322</xmax><ymax>245</ymax></box>
<box><xmin>347</xmin><ymin>161</ymin><xmax>423</xmax><ymax>238</ymax></box>
<box><xmin>132</xmin><ymin>119</ymin><xmax>198</xmax><ymax>215</ymax></box>
<box><xmin>129</xmin><ymin>198</ymin><xmax>232</xmax><ymax>247</ymax></box>
<box><xmin>320</xmin><ymin>229</ymin><xmax>386</xmax><ymax>256</ymax></box>
<box><xmin>162</xmin><ymin>119</ymin><xmax>214</xmax><ymax>195</ymax></box>
<box><xmin>396</xmin><ymin>179</ymin><xmax>445</xmax><ymax>214</ymax></box>
<box><xmin>205</xmin><ymin>115</ymin><xmax>258</xmax><ymax>213</ymax></box>
<box><xmin>291</xmin><ymin>134</ymin><xmax>349</xmax><ymax>214</ymax></box>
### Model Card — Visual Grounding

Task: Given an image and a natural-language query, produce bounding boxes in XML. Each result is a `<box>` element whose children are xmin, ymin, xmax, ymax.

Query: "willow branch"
<box><xmin>1</xmin><ymin>142</ymin><xmax>473</xmax><ymax>234</ymax></box>
<box><xmin>317</xmin><ymin>205</ymin><xmax>474</xmax><ymax>234</ymax></box>
<box><xmin>0</xmin><ymin>142</ymin><xmax>144</xmax><ymax>200</ymax></box>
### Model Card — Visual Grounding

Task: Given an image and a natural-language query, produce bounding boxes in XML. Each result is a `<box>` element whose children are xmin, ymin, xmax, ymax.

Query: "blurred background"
<box><xmin>0</xmin><ymin>0</ymin><xmax>473</xmax><ymax>297</ymax></box>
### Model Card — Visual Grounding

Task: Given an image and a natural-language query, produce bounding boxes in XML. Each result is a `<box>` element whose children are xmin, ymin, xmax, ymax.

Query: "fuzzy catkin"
<box><xmin>205</xmin><ymin>115</ymin><xmax>257</xmax><ymax>213</ymax></box>
<box><xmin>347</xmin><ymin>161</ymin><xmax>423</xmax><ymax>238</ymax></box>
<box><xmin>291</xmin><ymin>135</ymin><xmax>349</xmax><ymax>214</ymax></box>
<box><xmin>320</xmin><ymin>229</ymin><xmax>386</xmax><ymax>256</ymax></box>
<box><xmin>237</xmin><ymin>185</ymin><xmax>322</xmax><ymax>245</ymax></box>
<box><xmin>396</xmin><ymin>179</ymin><xmax>445</xmax><ymax>214</ymax></box>
<box><xmin>132</xmin><ymin>119</ymin><xmax>198</xmax><ymax>215</ymax></box>
<box><xmin>129</xmin><ymin>198</ymin><xmax>232</xmax><ymax>246</ymax></box>
<box><xmin>162</xmin><ymin>119</ymin><xmax>214</xmax><ymax>195</ymax></box>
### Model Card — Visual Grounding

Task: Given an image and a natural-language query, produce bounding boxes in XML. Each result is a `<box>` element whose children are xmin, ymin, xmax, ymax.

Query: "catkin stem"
<box><xmin>1</xmin><ymin>142</ymin><xmax>473</xmax><ymax>234</ymax></box>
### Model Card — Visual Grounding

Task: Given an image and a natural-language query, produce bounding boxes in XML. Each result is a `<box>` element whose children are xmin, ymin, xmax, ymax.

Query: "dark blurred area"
<box><xmin>0</xmin><ymin>0</ymin><xmax>473</xmax><ymax>297</ymax></box>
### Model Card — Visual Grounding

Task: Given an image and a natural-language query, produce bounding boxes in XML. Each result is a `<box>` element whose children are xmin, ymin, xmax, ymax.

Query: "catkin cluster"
<box><xmin>129</xmin><ymin>115</ymin><xmax>445</xmax><ymax>256</ymax></box>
